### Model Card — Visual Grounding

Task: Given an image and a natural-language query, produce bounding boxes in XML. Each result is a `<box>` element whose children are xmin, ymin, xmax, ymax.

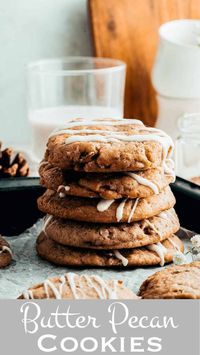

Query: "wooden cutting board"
<box><xmin>88</xmin><ymin>0</ymin><xmax>200</xmax><ymax>126</ymax></box>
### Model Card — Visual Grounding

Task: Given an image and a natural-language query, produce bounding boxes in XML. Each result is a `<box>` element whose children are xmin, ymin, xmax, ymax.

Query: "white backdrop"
<box><xmin>0</xmin><ymin>0</ymin><xmax>91</xmax><ymax>146</ymax></box>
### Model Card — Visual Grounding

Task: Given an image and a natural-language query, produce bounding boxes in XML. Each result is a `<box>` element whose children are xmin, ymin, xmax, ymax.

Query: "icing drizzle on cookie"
<box><xmin>0</xmin><ymin>245</ymin><xmax>13</xmax><ymax>257</ymax></box>
<box><xmin>97</xmin><ymin>199</ymin><xmax>115</xmax><ymax>212</ymax></box>
<box><xmin>144</xmin><ymin>220</ymin><xmax>161</xmax><ymax>238</ymax></box>
<box><xmin>57</xmin><ymin>185</ymin><xmax>71</xmax><ymax>198</ymax></box>
<box><xmin>164</xmin><ymin>158</ymin><xmax>176</xmax><ymax>182</ymax></box>
<box><xmin>158</xmin><ymin>211</ymin><xmax>168</xmax><ymax>220</ymax></box>
<box><xmin>113</xmin><ymin>250</ymin><xmax>129</xmax><ymax>266</ymax></box>
<box><xmin>83</xmin><ymin>275</ymin><xmax>118</xmax><ymax>299</ymax></box>
<box><xmin>128</xmin><ymin>198</ymin><xmax>139</xmax><ymax>223</ymax></box>
<box><xmin>49</xmin><ymin>118</ymin><xmax>144</xmax><ymax>138</ymax></box>
<box><xmin>97</xmin><ymin>197</ymin><xmax>139</xmax><ymax>223</ymax></box>
<box><xmin>63</xmin><ymin>133</ymin><xmax>172</xmax><ymax>158</ymax></box>
<box><xmin>43</xmin><ymin>215</ymin><xmax>53</xmax><ymax>235</ymax></box>
<box><xmin>116</xmin><ymin>198</ymin><xmax>127</xmax><ymax>222</ymax></box>
<box><xmin>126</xmin><ymin>172</ymin><xmax>159</xmax><ymax>194</ymax></box>
<box><xmin>22</xmin><ymin>290</ymin><xmax>34</xmax><ymax>299</ymax></box>
<box><xmin>22</xmin><ymin>273</ymin><xmax>120</xmax><ymax>300</ymax></box>
<box><xmin>147</xmin><ymin>242</ymin><xmax>167</xmax><ymax>266</ymax></box>
<box><xmin>49</xmin><ymin>119</ymin><xmax>173</xmax><ymax>164</ymax></box>
<box><xmin>168</xmin><ymin>237</ymin><xmax>180</xmax><ymax>252</ymax></box>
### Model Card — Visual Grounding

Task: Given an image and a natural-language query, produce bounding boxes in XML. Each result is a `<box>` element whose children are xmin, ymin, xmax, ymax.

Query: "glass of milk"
<box><xmin>27</xmin><ymin>57</ymin><xmax>126</xmax><ymax>162</ymax></box>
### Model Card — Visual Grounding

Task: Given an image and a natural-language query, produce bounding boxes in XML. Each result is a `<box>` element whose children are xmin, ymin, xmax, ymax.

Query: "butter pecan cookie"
<box><xmin>139</xmin><ymin>261</ymin><xmax>200</xmax><ymax>299</ymax></box>
<box><xmin>45</xmin><ymin>118</ymin><xmax>173</xmax><ymax>172</ymax></box>
<box><xmin>36</xmin><ymin>233</ymin><xmax>183</xmax><ymax>267</ymax></box>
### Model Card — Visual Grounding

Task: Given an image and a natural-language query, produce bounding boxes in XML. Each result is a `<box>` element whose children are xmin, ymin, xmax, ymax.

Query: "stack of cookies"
<box><xmin>37</xmin><ymin>118</ymin><xmax>183</xmax><ymax>268</ymax></box>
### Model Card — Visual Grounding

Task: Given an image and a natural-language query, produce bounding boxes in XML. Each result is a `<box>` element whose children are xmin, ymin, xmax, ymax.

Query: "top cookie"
<box><xmin>139</xmin><ymin>262</ymin><xmax>200</xmax><ymax>299</ymax></box>
<box><xmin>19</xmin><ymin>273</ymin><xmax>138</xmax><ymax>299</ymax></box>
<box><xmin>45</xmin><ymin>118</ymin><xmax>173</xmax><ymax>172</ymax></box>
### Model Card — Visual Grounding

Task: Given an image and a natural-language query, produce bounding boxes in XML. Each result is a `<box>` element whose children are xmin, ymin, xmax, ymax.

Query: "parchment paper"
<box><xmin>0</xmin><ymin>221</ymin><xmax>194</xmax><ymax>299</ymax></box>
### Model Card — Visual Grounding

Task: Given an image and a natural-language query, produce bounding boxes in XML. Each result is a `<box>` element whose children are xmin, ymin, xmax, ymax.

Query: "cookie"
<box><xmin>18</xmin><ymin>273</ymin><xmax>138</xmax><ymax>299</ymax></box>
<box><xmin>139</xmin><ymin>261</ymin><xmax>200</xmax><ymax>299</ymax></box>
<box><xmin>0</xmin><ymin>236</ymin><xmax>12</xmax><ymax>268</ymax></box>
<box><xmin>45</xmin><ymin>118</ymin><xmax>173</xmax><ymax>172</ymax></box>
<box><xmin>36</xmin><ymin>233</ymin><xmax>184</xmax><ymax>267</ymax></box>
<box><xmin>44</xmin><ymin>208</ymin><xmax>179</xmax><ymax>249</ymax></box>
<box><xmin>40</xmin><ymin>161</ymin><xmax>174</xmax><ymax>199</ymax></box>
<box><xmin>38</xmin><ymin>186</ymin><xmax>175</xmax><ymax>224</ymax></box>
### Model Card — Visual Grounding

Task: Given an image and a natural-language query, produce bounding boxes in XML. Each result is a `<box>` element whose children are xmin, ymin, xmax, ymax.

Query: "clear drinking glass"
<box><xmin>27</xmin><ymin>57</ymin><xmax>126</xmax><ymax>162</ymax></box>
<box><xmin>175</xmin><ymin>113</ymin><xmax>200</xmax><ymax>180</ymax></box>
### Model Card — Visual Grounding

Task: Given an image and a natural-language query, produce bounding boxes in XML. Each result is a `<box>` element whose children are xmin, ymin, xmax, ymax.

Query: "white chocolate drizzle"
<box><xmin>97</xmin><ymin>197</ymin><xmax>139</xmax><ymax>223</ymax></box>
<box><xmin>144</xmin><ymin>220</ymin><xmax>161</xmax><ymax>237</ymax></box>
<box><xmin>43</xmin><ymin>279</ymin><xmax>62</xmax><ymax>299</ymax></box>
<box><xmin>88</xmin><ymin>275</ymin><xmax>117</xmax><ymax>299</ymax></box>
<box><xmin>63</xmin><ymin>132</ymin><xmax>172</xmax><ymax>157</ymax></box>
<box><xmin>43</xmin><ymin>215</ymin><xmax>53</xmax><ymax>235</ymax></box>
<box><xmin>116</xmin><ymin>198</ymin><xmax>127</xmax><ymax>222</ymax></box>
<box><xmin>158</xmin><ymin>211</ymin><xmax>168</xmax><ymax>220</ymax></box>
<box><xmin>113</xmin><ymin>250</ymin><xmax>129</xmax><ymax>266</ymax></box>
<box><xmin>58</xmin><ymin>275</ymin><xmax>67</xmax><ymax>297</ymax></box>
<box><xmin>22</xmin><ymin>273</ymin><xmax>119</xmax><ymax>300</ymax></box>
<box><xmin>164</xmin><ymin>158</ymin><xmax>176</xmax><ymax>182</ymax></box>
<box><xmin>168</xmin><ymin>237</ymin><xmax>180</xmax><ymax>252</ymax></box>
<box><xmin>49</xmin><ymin>118</ymin><xmax>144</xmax><ymax>138</ymax></box>
<box><xmin>65</xmin><ymin>273</ymin><xmax>80</xmax><ymax>299</ymax></box>
<box><xmin>82</xmin><ymin>275</ymin><xmax>105</xmax><ymax>299</ymax></box>
<box><xmin>0</xmin><ymin>245</ymin><xmax>13</xmax><ymax>257</ymax></box>
<box><xmin>97</xmin><ymin>199</ymin><xmax>115</xmax><ymax>212</ymax></box>
<box><xmin>147</xmin><ymin>242</ymin><xmax>167</xmax><ymax>266</ymax></box>
<box><xmin>49</xmin><ymin>119</ymin><xmax>173</xmax><ymax>170</ymax></box>
<box><xmin>57</xmin><ymin>185</ymin><xmax>70</xmax><ymax>193</ymax></box>
<box><xmin>128</xmin><ymin>198</ymin><xmax>139</xmax><ymax>223</ymax></box>
<box><xmin>126</xmin><ymin>172</ymin><xmax>159</xmax><ymax>194</ymax></box>
<box><xmin>57</xmin><ymin>186</ymin><xmax>66</xmax><ymax>198</ymax></box>
<box><xmin>22</xmin><ymin>290</ymin><xmax>34</xmax><ymax>299</ymax></box>
<box><xmin>59</xmin><ymin>192</ymin><xmax>65</xmax><ymax>198</ymax></box>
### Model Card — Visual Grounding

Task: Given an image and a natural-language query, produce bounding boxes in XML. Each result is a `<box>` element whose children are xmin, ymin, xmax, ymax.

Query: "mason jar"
<box><xmin>175</xmin><ymin>113</ymin><xmax>200</xmax><ymax>182</ymax></box>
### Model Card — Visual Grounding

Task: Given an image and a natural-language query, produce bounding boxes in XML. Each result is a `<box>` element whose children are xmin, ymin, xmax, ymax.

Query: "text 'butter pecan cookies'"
<box><xmin>36</xmin><ymin>233</ymin><xmax>184</xmax><ymax>268</ymax></box>
<box><xmin>139</xmin><ymin>262</ymin><xmax>200</xmax><ymax>299</ymax></box>
<box><xmin>18</xmin><ymin>273</ymin><xmax>138</xmax><ymax>299</ymax></box>
<box><xmin>0</xmin><ymin>236</ymin><xmax>12</xmax><ymax>268</ymax></box>
<box><xmin>43</xmin><ymin>208</ymin><xmax>180</xmax><ymax>250</ymax></box>
<box><xmin>38</xmin><ymin>186</ymin><xmax>175</xmax><ymax>224</ymax></box>
<box><xmin>45</xmin><ymin>118</ymin><xmax>173</xmax><ymax>172</ymax></box>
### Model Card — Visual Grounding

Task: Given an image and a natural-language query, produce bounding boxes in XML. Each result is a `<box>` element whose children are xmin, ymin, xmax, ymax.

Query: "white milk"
<box><xmin>29</xmin><ymin>105</ymin><xmax>122</xmax><ymax>161</ymax></box>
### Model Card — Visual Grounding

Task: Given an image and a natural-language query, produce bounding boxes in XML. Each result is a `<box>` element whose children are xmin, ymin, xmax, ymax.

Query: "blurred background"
<box><xmin>1</xmin><ymin>0</ymin><xmax>200</xmax><ymax>181</ymax></box>
<box><xmin>0</xmin><ymin>0</ymin><xmax>91</xmax><ymax>146</ymax></box>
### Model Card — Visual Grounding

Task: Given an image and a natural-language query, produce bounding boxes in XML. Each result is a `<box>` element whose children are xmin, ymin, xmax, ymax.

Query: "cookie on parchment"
<box><xmin>139</xmin><ymin>261</ymin><xmax>200</xmax><ymax>299</ymax></box>
<box><xmin>45</xmin><ymin>118</ymin><xmax>173</xmax><ymax>172</ymax></box>
<box><xmin>44</xmin><ymin>208</ymin><xmax>180</xmax><ymax>250</ymax></box>
<box><xmin>18</xmin><ymin>273</ymin><xmax>138</xmax><ymax>299</ymax></box>
<box><xmin>0</xmin><ymin>236</ymin><xmax>12</xmax><ymax>268</ymax></box>
<box><xmin>39</xmin><ymin>161</ymin><xmax>174</xmax><ymax>199</ymax></box>
<box><xmin>38</xmin><ymin>186</ymin><xmax>175</xmax><ymax>224</ymax></box>
<box><xmin>36</xmin><ymin>233</ymin><xmax>184</xmax><ymax>268</ymax></box>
